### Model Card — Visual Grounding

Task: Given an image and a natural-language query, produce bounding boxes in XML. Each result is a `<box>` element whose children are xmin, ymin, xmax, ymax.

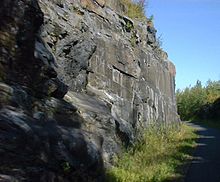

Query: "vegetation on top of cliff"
<box><xmin>107</xmin><ymin>123</ymin><xmax>197</xmax><ymax>182</ymax></box>
<box><xmin>176</xmin><ymin>80</ymin><xmax>220</xmax><ymax>122</ymax></box>
<box><xmin>120</xmin><ymin>0</ymin><xmax>146</xmax><ymax>20</ymax></box>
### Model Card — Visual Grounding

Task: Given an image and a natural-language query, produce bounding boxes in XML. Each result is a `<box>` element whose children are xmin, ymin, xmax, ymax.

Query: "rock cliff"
<box><xmin>0</xmin><ymin>0</ymin><xmax>179</xmax><ymax>181</ymax></box>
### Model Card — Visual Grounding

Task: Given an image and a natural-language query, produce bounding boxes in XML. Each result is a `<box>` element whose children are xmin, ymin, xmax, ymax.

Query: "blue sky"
<box><xmin>146</xmin><ymin>0</ymin><xmax>220</xmax><ymax>90</ymax></box>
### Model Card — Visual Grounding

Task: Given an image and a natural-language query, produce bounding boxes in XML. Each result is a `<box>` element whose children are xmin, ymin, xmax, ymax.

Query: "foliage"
<box><xmin>106</xmin><ymin>123</ymin><xmax>197</xmax><ymax>182</ymax></box>
<box><xmin>120</xmin><ymin>0</ymin><xmax>146</xmax><ymax>20</ymax></box>
<box><xmin>156</xmin><ymin>34</ymin><xmax>163</xmax><ymax>47</ymax></box>
<box><xmin>125</xmin><ymin>20</ymin><xmax>134</xmax><ymax>32</ymax></box>
<box><xmin>205</xmin><ymin>79</ymin><xmax>220</xmax><ymax>103</ymax></box>
<box><xmin>176</xmin><ymin>80</ymin><xmax>220</xmax><ymax>121</ymax></box>
<box><xmin>149</xmin><ymin>15</ymin><xmax>154</xmax><ymax>22</ymax></box>
<box><xmin>62</xmin><ymin>161</ymin><xmax>71</xmax><ymax>172</ymax></box>
<box><xmin>130</xmin><ymin>34</ymin><xmax>137</xmax><ymax>47</ymax></box>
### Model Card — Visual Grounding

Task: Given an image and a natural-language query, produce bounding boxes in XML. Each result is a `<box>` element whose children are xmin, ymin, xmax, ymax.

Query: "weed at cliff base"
<box><xmin>106</xmin><ymin>123</ymin><xmax>197</xmax><ymax>182</ymax></box>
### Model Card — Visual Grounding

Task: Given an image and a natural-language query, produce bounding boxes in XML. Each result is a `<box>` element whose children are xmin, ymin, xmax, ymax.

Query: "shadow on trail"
<box><xmin>164</xmin><ymin>136</ymin><xmax>197</xmax><ymax>182</ymax></box>
<box><xmin>184</xmin><ymin>122</ymin><xmax>220</xmax><ymax>182</ymax></box>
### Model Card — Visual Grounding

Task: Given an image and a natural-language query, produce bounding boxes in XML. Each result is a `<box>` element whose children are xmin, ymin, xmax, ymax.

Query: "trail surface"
<box><xmin>185</xmin><ymin>123</ymin><xmax>220</xmax><ymax>182</ymax></box>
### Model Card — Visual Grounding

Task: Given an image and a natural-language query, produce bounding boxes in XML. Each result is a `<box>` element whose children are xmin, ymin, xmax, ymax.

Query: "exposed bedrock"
<box><xmin>0</xmin><ymin>0</ymin><xmax>179</xmax><ymax>181</ymax></box>
<box><xmin>0</xmin><ymin>0</ymin><xmax>104</xmax><ymax>181</ymax></box>
<box><xmin>38</xmin><ymin>0</ymin><xmax>179</xmax><ymax>164</ymax></box>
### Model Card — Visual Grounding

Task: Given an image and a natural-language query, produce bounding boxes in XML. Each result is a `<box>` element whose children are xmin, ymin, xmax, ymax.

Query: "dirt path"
<box><xmin>185</xmin><ymin>123</ymin><xmax>220</xmax><ymax>182</ymax></box>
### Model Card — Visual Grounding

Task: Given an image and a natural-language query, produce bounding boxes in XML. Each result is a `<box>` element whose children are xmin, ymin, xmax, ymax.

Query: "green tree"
<box><xmin>176</xmin><ymin>79</ymin><xmax>220</xmax><ymax>121</ymax></box>
<box><xmin>205</xmin><ymin>80</ymin><xmax>220</xmax><ymax>103</ymax></box>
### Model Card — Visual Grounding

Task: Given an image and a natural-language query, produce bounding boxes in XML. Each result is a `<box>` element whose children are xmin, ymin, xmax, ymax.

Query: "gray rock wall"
<box><xmin>0</xmin><ymin>0</ymin><xmax>104</xmax><ymax>181</ymax></box>
<box><xmin>0</xmin><ymin>0</ymin><xmax>179</xmax><ymax>181</ymax></box>
<box><xmin>39</xmin><ymin>0</ymin><xmax>179</xmax><ymax>165</ymax></box>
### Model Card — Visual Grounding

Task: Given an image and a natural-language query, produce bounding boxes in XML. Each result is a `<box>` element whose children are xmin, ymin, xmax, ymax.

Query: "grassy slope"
<box><xmin>107</xmin><ymin>123</ymin><xmax>198</xmax><ymax>182</ymax></box>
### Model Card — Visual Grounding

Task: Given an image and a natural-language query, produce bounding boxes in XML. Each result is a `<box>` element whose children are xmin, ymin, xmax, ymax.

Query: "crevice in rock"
<box><xmin>112</xmin><ymin>65</ymin><xmax>137</xmax><ymax>79</ymax></box>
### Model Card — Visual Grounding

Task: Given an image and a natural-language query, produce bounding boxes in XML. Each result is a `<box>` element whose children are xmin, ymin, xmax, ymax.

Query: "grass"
<box><xmin>106</xmin><ymin>123</ymin><xmax>198</xmax><ymax>182</ymax></box>
<box><xmin>120</xmin><ymin>0</ymin><xmax>146</xmax><ymax>20</ymax></box>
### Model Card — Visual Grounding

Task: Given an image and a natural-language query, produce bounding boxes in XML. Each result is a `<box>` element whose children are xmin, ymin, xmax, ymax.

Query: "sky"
<box><xmin>146</xmin><ymin>0</ymin><xmax>220</xmax><ymax>90</ymax></box>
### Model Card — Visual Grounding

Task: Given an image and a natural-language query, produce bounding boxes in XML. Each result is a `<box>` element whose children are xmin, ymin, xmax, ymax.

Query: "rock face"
<box><xmin>0</xmin><ymin>0</ymin><xmax>104</xmax><ymax>181</ymax></box>
<box><xmin>38</xmin><ymin>0</ymin><xmax>179</xmax><ymax>164</ymax></box>
<box><xmin>0</xmin><ymin>0</ymin><xmax>179</xmax><ymax>181</ymax></box>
